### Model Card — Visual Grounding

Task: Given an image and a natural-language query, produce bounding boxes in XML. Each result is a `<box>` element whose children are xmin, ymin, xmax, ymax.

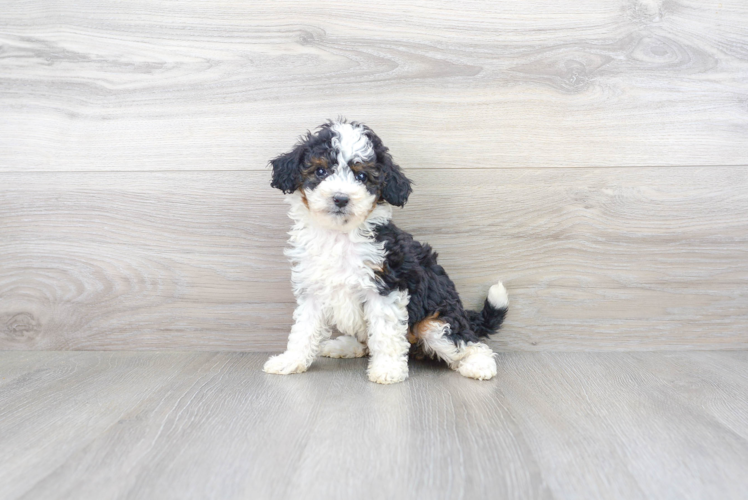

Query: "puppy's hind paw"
<box><xmin>263</xmin><ymin>352</ymin><xmax>309</xmax><ymax>375</ymax></box>
<box><xmin>319</xmin><ymin>336</ymin><xmax>369</xmax><ymax>358</ymax></box>
<box><xmin>457</xmin><ymin>348</ymin><xmax>497</xmax><ymax>381</ymax></box>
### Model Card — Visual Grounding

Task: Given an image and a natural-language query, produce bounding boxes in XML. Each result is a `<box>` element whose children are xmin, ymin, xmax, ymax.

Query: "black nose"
<box><xmin>332</xmin><ymin>194</ymin><xmax>349</xmax><ymax>208</ymax></box>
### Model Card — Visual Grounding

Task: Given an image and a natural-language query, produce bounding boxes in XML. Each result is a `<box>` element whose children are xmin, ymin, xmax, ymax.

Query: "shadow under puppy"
<box><xmin>264</xmin><ymin>120</ymin><xmax>508</xmax><ymax>384</ymax></box>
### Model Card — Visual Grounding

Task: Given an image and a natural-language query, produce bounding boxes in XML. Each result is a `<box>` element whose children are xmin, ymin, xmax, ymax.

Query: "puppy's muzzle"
<box><xmin>332</xmin><ymin>193</ymin><xmax>350</xmax><ymax>208</ymax></box>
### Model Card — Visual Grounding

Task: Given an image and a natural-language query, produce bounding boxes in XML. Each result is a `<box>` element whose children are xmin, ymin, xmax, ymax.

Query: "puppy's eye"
<box><xmin>315</xmin><ymin>167</ymin><xmax>327</xmax><ymax>178</ymax></box>
<box><xmin>355</xmin><ymin>171</ymin><xmax>367</xmax><ymax>183</ymax></box>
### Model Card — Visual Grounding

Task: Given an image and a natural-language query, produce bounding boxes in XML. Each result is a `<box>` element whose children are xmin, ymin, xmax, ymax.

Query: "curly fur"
<box><xmin>264</xmin><ymin>119</ymin><xmax>508</xmax><ymax>384</ymax></box>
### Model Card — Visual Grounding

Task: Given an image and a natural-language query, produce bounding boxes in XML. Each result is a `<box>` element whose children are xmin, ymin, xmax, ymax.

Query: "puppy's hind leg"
<box><xmin>319</xmin><ymin>335</ymin><xmax>368</xmax><ymax>358</ymax></box>
<box><xmin>418</xmin><ymin>320</ymin><xmax>497</xmax><ymax>381</ymax></box>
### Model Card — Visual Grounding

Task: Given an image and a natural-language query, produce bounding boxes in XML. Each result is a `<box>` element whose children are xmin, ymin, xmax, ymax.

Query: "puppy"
<box><xmin>263</xmin><ymin>120</ymin><xmax>508</xmax><ymax>384</ymax></box>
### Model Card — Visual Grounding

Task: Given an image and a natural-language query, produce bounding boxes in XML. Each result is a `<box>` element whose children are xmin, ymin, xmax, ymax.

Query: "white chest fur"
<box><xmin>284</xmin><ymin>195</ymin><xmax>392</xmax><ymax>337</ymax></box>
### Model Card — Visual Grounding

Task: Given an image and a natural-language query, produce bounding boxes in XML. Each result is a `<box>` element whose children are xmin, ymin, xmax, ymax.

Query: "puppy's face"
<box><xmin>270</xmin><ymin>121</ymin><xmax>412</xmax><ymax>231</ymax></box>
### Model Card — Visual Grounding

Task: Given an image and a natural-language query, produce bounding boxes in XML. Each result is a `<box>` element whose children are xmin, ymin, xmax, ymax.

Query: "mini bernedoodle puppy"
<box><xmin>264</xmin><ymin>119</ymin><xmax>508</xmax><ymax>384</ymax></box>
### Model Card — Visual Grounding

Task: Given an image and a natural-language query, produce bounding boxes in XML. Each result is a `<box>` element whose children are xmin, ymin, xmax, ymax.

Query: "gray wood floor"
<box><xmin>1</xmin><ymin>351</ymin><xmax>747</xmax><ymax>500</ymax></box>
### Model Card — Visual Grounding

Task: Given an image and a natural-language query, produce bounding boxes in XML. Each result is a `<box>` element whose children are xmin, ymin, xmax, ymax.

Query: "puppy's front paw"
<box><xmin>367</xmin><ymin>357</ymin><xmax>409</xmax><ymax>385</ymax></box>
<box><xmin>263</xmin><ymin>352</ymin><xmax>309</xmax><ymax>375</ymax></box>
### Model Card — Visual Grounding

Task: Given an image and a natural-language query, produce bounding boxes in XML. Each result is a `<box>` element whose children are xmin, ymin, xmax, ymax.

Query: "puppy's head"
<box><xmin>270</xmin><ymin>120</ymin><xmax>412</xmax><ymax>231</ymax></box>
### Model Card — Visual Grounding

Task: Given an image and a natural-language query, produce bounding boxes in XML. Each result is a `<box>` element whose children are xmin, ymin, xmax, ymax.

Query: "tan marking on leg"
<box><xmin>408</xmin><ymin>313</ymin><xmax>441</xmax><ymax>344</ymax></box>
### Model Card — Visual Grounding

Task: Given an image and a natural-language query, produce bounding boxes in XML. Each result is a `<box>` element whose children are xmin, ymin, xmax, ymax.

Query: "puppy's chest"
<box><xmin>288</xmin><ymin>229</ymin><xmax>385</xmax><ymax>295</ymax></box>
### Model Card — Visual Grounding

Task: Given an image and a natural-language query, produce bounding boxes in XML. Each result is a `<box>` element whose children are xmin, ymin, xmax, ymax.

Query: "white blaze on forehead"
<box><xmin>330</xmin><ymin>122</ymin><xmax>374</xmax><ymax>166</ymax></box>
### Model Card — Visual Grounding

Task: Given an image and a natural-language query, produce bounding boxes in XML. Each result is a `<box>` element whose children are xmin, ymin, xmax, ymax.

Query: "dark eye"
<box><xmin>315</xmin><ymin>167</ymin><xmax>327</xmax><ymax>178</ymax></box>
<box><xmin>355</xmin><ymin>171</ymin><xmax>367</xmax><ymax>183</ymax></box>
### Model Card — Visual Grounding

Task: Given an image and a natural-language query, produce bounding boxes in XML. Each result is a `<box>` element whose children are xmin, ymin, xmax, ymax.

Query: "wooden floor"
<box><xmin>1</xmin><ymin>351</ymin><xmax>747</xmax><ymax>500</ymax></box>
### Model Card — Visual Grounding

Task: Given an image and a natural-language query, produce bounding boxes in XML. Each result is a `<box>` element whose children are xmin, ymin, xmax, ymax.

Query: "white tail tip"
<box><xmin>487</xmin><ymin>282</ymin><xmax>508</xmax><ymax>309</ymax></box>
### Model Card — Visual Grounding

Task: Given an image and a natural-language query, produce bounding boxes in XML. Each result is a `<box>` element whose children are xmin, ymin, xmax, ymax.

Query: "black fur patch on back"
<box><xmin>374</xmin><ymin>222</ymin><xmax>499</xmax><ymax>344</ymax></box>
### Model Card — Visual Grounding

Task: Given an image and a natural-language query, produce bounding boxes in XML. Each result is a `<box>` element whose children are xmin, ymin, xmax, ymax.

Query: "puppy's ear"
<box><xmin>269</xmin><ymin>146</ymin><xmax>304</xmax><ymax>194</ymax></box>
<box><xmin>366</xmin><ymin>127</ymin><xmax>412</xmax><ymax>207</ymax></box>
<box><xmin>381</xmin><ymin>157</ymin><xmax>412</xmax><ymax>207</ymax></box>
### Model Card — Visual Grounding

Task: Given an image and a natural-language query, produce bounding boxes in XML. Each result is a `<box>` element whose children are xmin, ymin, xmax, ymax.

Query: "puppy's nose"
<box><xmin>332</xmin><ymin>193</ymin><xmax>350</xmax><ymax>208</ymax></box>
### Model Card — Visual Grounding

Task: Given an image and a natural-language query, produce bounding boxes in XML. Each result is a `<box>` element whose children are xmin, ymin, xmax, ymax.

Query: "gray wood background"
<box><xmin>1</xmin><ymin>0</ymin><xmax>747</xmax><ymax>351</ymax></box>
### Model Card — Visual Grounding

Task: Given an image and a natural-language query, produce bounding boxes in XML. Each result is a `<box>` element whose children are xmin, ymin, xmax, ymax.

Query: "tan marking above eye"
<box><xmin>350</xmin><ymin>161</ymin><xmax>380</xmax><ymax>180</ymax></box>
<box><xmin>303</xmin><ymin>157</ymin><xmax>329</xmax><ymax>178</ymax></box>
<box><xmin>350</xmin><ymin>161</ymin><xmax>373</xmax><ymax>169</ymax></box>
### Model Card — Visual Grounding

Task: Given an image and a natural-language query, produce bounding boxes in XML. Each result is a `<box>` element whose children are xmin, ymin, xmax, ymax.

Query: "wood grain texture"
<box><xmin>0</xmin><ymin>351</ymin><xmax>747</xmax><ymax>500</ymax></box>
<box><xmin>1</xmin><ymin>0</ymin><xmax>748</xmax><ymax>172</ymax></box>
<box><xmin>1</xmin><ymin>167</ymin><xmax>746</xmax><ymax>351</ymax></box>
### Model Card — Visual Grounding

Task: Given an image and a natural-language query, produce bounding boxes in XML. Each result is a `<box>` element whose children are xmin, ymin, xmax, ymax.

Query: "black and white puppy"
<box><xmin>264</xmin><ymin>120</ymin><xmax>508</xmax><ymax>384</ymax></box>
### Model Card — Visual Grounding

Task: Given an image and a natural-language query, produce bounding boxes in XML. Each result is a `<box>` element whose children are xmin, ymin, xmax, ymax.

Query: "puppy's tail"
<box><xmin>467</xmin><ymin>281</ymin><xmax>509</xmax><ymax>338</ymax></box>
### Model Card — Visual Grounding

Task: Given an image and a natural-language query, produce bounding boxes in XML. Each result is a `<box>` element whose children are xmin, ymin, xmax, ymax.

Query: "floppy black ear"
<box><xmin>269</xmin><ymin>146</ymin><xmax>304</xmax><ymax>194</ymax></box>
<box><xmin>381</xmin><ymin>157</ymin><xmax>413</xmax><ymax>207</ymax></box>
<box><xmin>364</xmin><ymin>126</ymin><xmax>413</xmax><ymax>207</ymax></box>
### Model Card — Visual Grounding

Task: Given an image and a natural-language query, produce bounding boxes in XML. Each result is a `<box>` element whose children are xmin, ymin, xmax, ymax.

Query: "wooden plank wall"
<box><xmin>1</xmin><ymin>0</ymin><xmax>747</xmax><ymax>351</ymax></box>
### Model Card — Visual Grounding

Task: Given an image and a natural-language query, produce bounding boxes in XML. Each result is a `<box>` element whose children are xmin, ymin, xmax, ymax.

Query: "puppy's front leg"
<box><xmin>263</xmin><ymin>295</ymin><xmax>329</xmax><ymax>375</ymax></box>
<box><xmin>364</xmin><ymin>290</ymin><xmax>410</xmax><ymax>384</ymax></box>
